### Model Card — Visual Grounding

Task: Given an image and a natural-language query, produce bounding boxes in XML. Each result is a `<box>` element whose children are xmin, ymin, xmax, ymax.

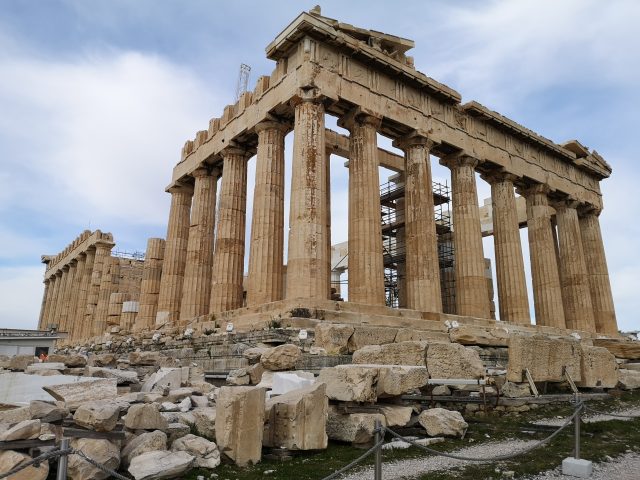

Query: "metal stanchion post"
<box><xmin>574</xmin><ymin>403</ymin><xmax>581</xmax><ymax>460</ymax></box>
<box><xmin>57</xmin><ymin>438</ymin><xmax>69</xmax><ymax>480</ymax></box>
<box><xmin>374</xmin><ymin>419</ymin><xmax>382</xmax><ymax>480</ymax></box>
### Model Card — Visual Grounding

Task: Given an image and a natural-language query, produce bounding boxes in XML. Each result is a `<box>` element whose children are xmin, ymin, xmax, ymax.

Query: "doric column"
<box><xmin>42</xmin><ymin>275</ymin><xmax>56</xmax><ymax>329</ymax></box>
<box><xmin>484</xmin><ymin>172</ymin><xmax>530</xmax><ymax>325</ymax></box>
<box><xmin>68</xmin><ymin>254</ymin><xmax>86</xmax><ymax>341</ymax></box>
<box><xmin>520</xmin><ymin>185</ymin><xmax>565</xmax><ymax>328</ymax></box>
<box><xmin>395</xmin><ymin>134</ymin><xmax>442</xmax><ymax>312</ymax></box>
<box><xmin>210</xmin><ymin>146</ymin><xmax>249</xmax><ymax>313</ymax></box>
<box><xmin>554</xmin><ymin>199</ymin><xmax>596</xmax><ymax>332</ymax></box>
<box><xmin>38</xmin><ymin>279</ymin><xmax>51</xmax><ymax>330</ymax></box>
<box><xmin>94</xmin><ymin>256</ymin><xmax>118</xmax><ymax>336</ymax></box>
<box><xmin>326</xmin><ymin>151</ymin><xmax>333</xmax><ymax>298</ymax></box>
<box><xmin>247</xmin><ymin>121</ymin><xmax>288</xmax><ymax>306</ymax></box>
<box><xmin>76</xmin><ymin>248</ymin><xmax>95</xmax><ymax>341</ymax></box>
<box><xmin>156</xmin><ymin>183</ymin><xmax>193</xmax><ymax>326</ymax></box>
<box><xmin>59</xmin><ymin>263</ymin><xmax>76</xmax><ymax>332</ymax></box>
<box><xmin>49</xmin><ymin>271</ymin><xmax>63</xmax><ymax>329</ymax></box>
<box><xmin>441</xmin><ymin>154</ymin><xmax>490</xmax><ymax>319</ymax></box>
<box><xmin>86</xmin><ymin>242</ymin><xmax>113</xmax><ymax>336</ymax></box>
<box><xmin>579</xmin><ymin>209</ymin><xmax>617</xmax><ymax>334</ymax></box>
<box><xmin>180</xmin><ymin>168</ymin><xmax>218</xmax><ymax>320</ymax></box>
<box><xmin>286</xmin><ymin>97</ymin><xmax>330</xmax><ymax>300</ymax></box>
<box><xmin>136</xmin><ymin>238</ymin><xmax>165</xmax><ymax>332</ymax></box>
<box><xmin>342</xmin><ymin>111</ymin><xmax>385</xmax><ymax>305</ymax></box>
<box><xmin>396</xmin><ymin>196</ymin><xmax>407</xmax><ymax>309</ymax></box>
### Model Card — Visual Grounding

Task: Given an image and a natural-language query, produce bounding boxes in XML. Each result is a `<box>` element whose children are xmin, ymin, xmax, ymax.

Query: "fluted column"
<box><xmin>343</xmin><ymin>112</ymin><xmax>385</xmax><ymax>305</ymax></box>
<box><xmin>68</xmin><ymin>254</ymin><xmax>86</xmax><ymax>341</ymax></box>
<box><xmin>38</xmin><ymin>279</ymin><xmax>51</xmax><ymax>330</ymax></box>
<box><xmin>579</xmin><ymin>209</ymin><xmax>617</xmax><ymax>334</ymax></box>
<box><xmin>396</xmin><ymin>195</ymin><xmax>407</xmax><ymax>309</ymax></box>
<box><xmin>42</xmin><ymin>275</ymin><xmax>56</xmax><ymax>329</ymax></box>
<box><xmin>87</xmin><ymin>242</ymin><xmax>112</xmax><ymax>336</ymax></box>
<box><xmin>136</xmin><ymin>238</ymin><xmax>165</xmax><ymax>332</ymax></box>
<box><xmin>520</xmin><ymin>185</ymin><xmax>565</xmax><ymax>328</ymax></box>
<box><xmin>53</xmin><ymin>268</ymin><xmax>69</xmax><ymax>329</ymax></box>
<box><xmin>94</xmin><ymin>256</ymin><xmax>118</xmax><ymax>335</ymax></box>
<box><xmin>60</xmin><ymin>263</ymin><xmax>76</xmax><ymax>333</ymax></box>
<box><xmin>555</xmin><ymin>199</ymin><xmax>595</xmax><ymax>332</ymax></box>
<box><xmin>50</xmin><ymin>271</ymin><xmax>63</xmax><ymax>328</ymax></box>
<box><xmin>441</xmin><ymin>154</ymin><xmax>490</xmax><ymax>318</ymax></box>
<box><xmin>484</xmin><ymin>172</ymin><xmax>530</xmax><ymax>325</ymax></box>
<box><xmin>286</xmin><ymin>97</ymin><xmax>330</xmax><ymax>300</ymax></box>
<box><xmin>157</xmin><ymin>184</ymin><xmax>193</xmax><ymax>326</ymax></box>
<box><xmin>210</xmin><ymin>147</ymin><xmax>249</xmax><ymax>312</ymax></box>
<box><xmin>76</xmin><ymin>248</ymin><xmax>95</xmax><ymax>341</ymax></box>
<box><xmin>396</xmin><ymin>134</ymin><xmax>442</xmax><ymax>312</ymax></box>
<box><xmin>247</xmin><ymin>122</ymin><xmax>287</xmax><ymax>306</ymax></box>
<box><xmin>180</xmin><ymin>168</ymin><xmax>218</xmax><ymax>320</ymax></box>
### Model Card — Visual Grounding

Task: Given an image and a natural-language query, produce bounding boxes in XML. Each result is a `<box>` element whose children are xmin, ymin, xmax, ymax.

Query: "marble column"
<box><xmin>210</xmin><ymin>147</ymin><xmax>249</xmax><ymax>312</ymax></box>
<box><xmin>396</xmin><ymin>196</ymin><xmax>407</xmax><ymax>309</ymax></box>
<box><xmin>60</xmin><ymin>263</ymin><xmax>76</xmax><ymax>332</ymax></box>
<box><xmin>76</xmin><ymin>248</ymin><xmax>95</xmax><ymax>341</ymax></box>
<box><xmin>136</xmin><ymin>238</ymin><xmax>165</xmax><ymax>332</ymax></box>
<box><xmin>157</xmin><ymin>184</ymin><xmax>193</xmax><ymax>325</ymax></box>
<box><xmin>247</xmin><ymin>122</ymin><xmax>287</xmax><ymax>306</ymax></box>
<box><xmin>180</xmin><ymin>168</ymin><xmax>218</xmax><ymax>320</ymax></box>
<box><xmin>286</xmin><ymin>97</ymin><xmax>330</xmax><ymax>300</ymax></box>
<box><xmin>38</xmin><ymin>279</ymin><xmax>51</xmax><ymax>330</ymax></box>
<box><xmin>485</xmin><ymin>172</ymin><xmax>530</xmax><ymax>325</ymax></box>
<box><xmin>344</xmin><ymin>112</ymin><xmax>385</xmax><ymax>305</ymax></box>
<box><xmin>42</xmin><ymin>275</ymin><xmax>56</xmax><ymax>329</ymax></box>
<box><xmin>326</xmin><ymin>151</ymin><xmax>333</xmax><ymax>299</ymax></box>
<box><xmin>579</xmin><ymin>209</ymin><xmax>618</xmax><ymax>334</ymax></box>
<box><xmin>520</xmin><ymin>185</ymin><xmax>565</xmax><ymax>328</ymax></box>
<box><xmin>49</xmin><ymin>271</ymin><xmax>63</xmax><ymax>329</ymax></box>
<box><xmin>396</xmin><ymin>134</ymin><xmax>442</xmax><ymax>312</ymax></box>
<box><xmin>94</xmin><ymin>256</ymin><xmax>118</xmax><ymax>336</ymax></box>
<box><xmin>441</xmin><ymin>154</ymin><xmax>490</xmax><ymax>319</ymax></box>
<box><xmin>87</xmin><ymin>242</ymin><xmax>112</xmax><ymax>336</ymax></box>
<box><xmin>68</xmin><ymin>254</ymin><xmax>86</xmax><ymax>341</ymax></box>
<box><xmin>555</xmin><ymin>199</ymin><xmax>596</xmax><ymax>332</ymax></box>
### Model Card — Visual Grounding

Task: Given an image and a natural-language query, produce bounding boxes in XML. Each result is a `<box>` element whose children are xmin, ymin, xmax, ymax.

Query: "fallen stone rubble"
<box><xmin>0</xmin><ymin>330</ymin><xmax>638</xmax><ymax>479</ymax></box>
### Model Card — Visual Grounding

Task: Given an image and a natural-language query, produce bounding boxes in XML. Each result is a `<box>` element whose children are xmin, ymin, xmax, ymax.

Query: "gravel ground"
<box><xmin>524</xmin><ymin>452</ymin><xmax>640</xmax><ymax>479</ymax></box>
<box><xmin>532</xmin><ymin>406</ymin><xmax>640</xmax><ymax>426</ymax></box>
<box><xmin>340</xmin><ymin>439</ymin><xmax>538</xmax><ymax>480</ymax></box>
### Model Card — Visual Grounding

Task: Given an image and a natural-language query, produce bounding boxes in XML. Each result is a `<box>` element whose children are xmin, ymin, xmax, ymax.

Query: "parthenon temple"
<box><xmin>38</xmin><ymin>7</ymin><xmax>618</xmax><ymax>345</ymax></box>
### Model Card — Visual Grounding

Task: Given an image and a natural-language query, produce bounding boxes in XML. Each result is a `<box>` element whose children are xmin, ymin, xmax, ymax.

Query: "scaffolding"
<box><xmin>111</xmin><ymin>249</ymin><xmax>145</xmax><ymax>261</ymax></box>
<box><xmin>380</xmin><ymin>180</ymin><xmax>454</xmax><ymax>310</ymax></box>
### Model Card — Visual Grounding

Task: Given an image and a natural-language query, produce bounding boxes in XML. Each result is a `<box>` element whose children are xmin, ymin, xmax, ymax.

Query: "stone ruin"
<box><xmin>3</xmin><ymin>6</ymin><xmax>639</xmax><ymax>479</ymax></box>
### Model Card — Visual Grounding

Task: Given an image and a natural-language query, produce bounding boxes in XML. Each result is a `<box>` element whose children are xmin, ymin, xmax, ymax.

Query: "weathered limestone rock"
<box><xmin>623</xmin><ymin>363</ymin><xmax>640</xmax><ymax>372</ymax></box>
<box><xmin>0</xmin><ymin>419</ymin><xmax>41</xmax><ymax>441</ymax></box>
<box><xmin>352</xmin><ymin>341</ymin><xmax>427</xmax><ymax>366</ymax></box>
<box><xmin>121</xmin><ymin>430</ymin><xmax>167</xmax><ymax>467</ymax></box>
<box><xmin>85</xmin><ymin>366</ymin><xmax>139</xmax><ymax>384</ymax></box>
<box><xmin>395</xmin><ymin>328</ymin><xmax>451</xmax><ymax>343</ymax></box>
<box><xmin>418</xmin><ymin>408</ymin><xmax>468</xmax><ymax>438</ymax></box>
<box><xmin>314</xmin><ymin>323</ymin><xmax>354</xmax><ymax>355</ymax></box>
<box><xmin>128</xmin><ymin>450</ymin><xmax>194</xmax><ymax>480</ymax></box>
<box><xmin>243</xmin><ymin>347</ymin><xmax>268</xmax><ymax>364</ymax></box>
<box><xmin>191</xmin><ymin>407</ymin><xmax>216</xmax><ymax>440</ymax></box>
<box><xmin>26</xmin><ymin>362</ymin><xmax>65</xmax><ymax>373</ymax></box>
<box><xmin>226</xmin><ymin>368</ymin><xmax>250</xmax><ymax>385</ymax></box>
<box><xmin>129</xmin><ymin>351</ymin><xmax>161</xmax><ymax>366</ymax></box>
<box><xmin>501</xmin><ymin>381</ymin><xmax>531</xmax><ymax>398</ymax></box>
<box><xmin>593</xmin><ymin>339</ymin><xmax>640</xmax><ymax>360</ymax></box>
<box><xmin>190</xmin><ymin>395</ymin><xmax>209</xmax><ymax>408</ymax></box>
<box><xmin>578</xmin><ymin>345</ymin><xmax>618</xmax><ymax>388</ymax></box>
<box><xmin>507</xmin><ymin>334</ymin><xmax>581</xmax><ymax>382</ymax></box>
<box><xmin>0</xmin><ymin>407</ymin><xmax>31</xmax><ymax>424</ymax></box>
<box><xmin>165</xmin><ymin>388</ymin><xmax>194</xmax><ymax>403</ymax></box>
<box><xmin>247</xmin><ymin>363</ymin><xmax>265</xmax><ymax>384</ymax></box>
<box><xmin>124</xmin><ymin>404</ymin><xmax>168</xmax><ymax>431</ymax></box>
<box><xmin>29</xmin><ymin>400</ymin><xmax>68</xmax><ymax>422</ymax></box>
<box><xmin>171</xmin><ymin>434</ymin><xmax>220</xmax><ymax>469</ymax></box>
<box><xmin>347</xmin><ymin>326</ymin><xmax>397</xmax><ymax>353</ymax></box>
<box><xmin>449</xmin><ymin>326</ymin><xmax>510</xmax><ymax>347</ymax></box>
<box><xmin>0</xmin><ymin>450</ymin><xmax>49</xmax><ymax>480</ymax></box>
<box><xmin>87</xmin><ymin>353</ymin><xmax>117</xmax><ymax>367</ymax></box>
<box><xmin>260</xmin><ymin>344</ymin><xmax>301</xmax><ymax>371</ymax></box>
<box><xmin>48</xmin><ymin>354</ymin><xmax>87</xmax><ymax>367</ymax></box>
<box><xmin>215</xmin><ymin>386</ymin><xmax>265</xmax><ymax>466</ymax></box>
<box><xmin>263</xmin><ymin>383</ymin><xmax>328</xmax><ymax>450</ymax></box>
<box><xmin>68</xmin><ymin>438</ymin><xmax>120</xmax><ymax>480</ymax></box>
<box><xmin>0</xmin><ymin>355</ymin><xmax>10</xmax><ymax>369</ymax></box>
<box><xmin>74</xmin><ymin>400</ymin><xmax>120</xmax><ymax>432</ymax></box>
<box><xmin>378</xmin><ymin>405</ymin><xmax>413</xmax><ymax>427</ymax></box>
<box><xmin>317</xmin><ymin>365</ymin><xmax>378</xmax><ymax>402</ymax></box>
<box><xmin>166</xmin><ymin>423</ymin><xmax>190</xmax><ymax>444</ymax></box>
<box><xmin>141</xmin><ymin>368</ymin><xmax>182</xmax><ymax>393</ymax></box>
<box><xmin>43</xmin><ymin>378</ymin><xmax>117</xmax><ymax>409</ymax></box>
<box><xmin>377</xmin><ymin>365</ymin><xmax>430</xmax><ymax>397</ymax></box>
<box><xmin>426</xmin><ymin>343</ymin><xmax>485</xmax><ymax>379</ymax></box>
<box><xmin>617</xmin><ymin>369</ymin><xmax>640</xmax><ymax>390</ymax></box>
<box><xmin>326</xmin><ymin>405</ymin><xmax>386</xmax><ymax>444</ymax></box>
<box><xmin>7</xmin><ymin>355</ymin><xmax>37</xmax><ymax>371</ymax></box>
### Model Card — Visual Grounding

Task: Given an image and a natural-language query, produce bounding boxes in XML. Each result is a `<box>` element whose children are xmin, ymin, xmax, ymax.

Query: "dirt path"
<box><xmin>525</xmin><ymin>452</ymin><xmax>640</xmax><ymax>479</ymax></box>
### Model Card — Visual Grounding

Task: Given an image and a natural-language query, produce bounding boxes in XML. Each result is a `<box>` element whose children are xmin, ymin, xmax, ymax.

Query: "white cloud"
<box><xmin>0</xmin><ymin>266</ymin><xmax>43</xmax><ymax>329</ymax></box>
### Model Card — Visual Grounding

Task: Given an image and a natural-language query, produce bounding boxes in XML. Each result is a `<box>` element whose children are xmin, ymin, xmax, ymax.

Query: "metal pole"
<box><xmin>57</xmin><ymin>438</ymin><xmax>69</xmax><ymax>480</ymax></box>
<box><xmin>374</xmin><ymin>419</ymin><xmax>382</xmax><ymax>480</ymax></box>
<box><xmin>574</xmin><ymin>404</ymin><xmax>581</xmax><ymax>460</ymax></box>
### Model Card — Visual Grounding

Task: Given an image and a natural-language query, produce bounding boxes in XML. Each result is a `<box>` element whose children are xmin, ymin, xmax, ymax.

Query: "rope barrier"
<box><xmin>0</xmin><ymin>447</ymin><xmax>72</xmax><ymax>479</ymax></box>
<box><xmin>70</xmin><ymin>448</ymin><xmax>131</xmax><ymax>480</ymax></box>
<box><xmin>583</xmin><ymin>404</ymin><xmax>640</xmax><ymax>419</ymax></box>
<box><xmin>320</xmin><ymin>436</ymin><xmax>386</xmax><ymax>480</ymax></box>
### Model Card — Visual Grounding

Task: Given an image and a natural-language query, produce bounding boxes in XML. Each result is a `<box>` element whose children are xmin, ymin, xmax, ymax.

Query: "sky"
<box><xmin>0</xmin><ymin>0</ymin><xmax>638</xmax><ymax>332</ymax></box>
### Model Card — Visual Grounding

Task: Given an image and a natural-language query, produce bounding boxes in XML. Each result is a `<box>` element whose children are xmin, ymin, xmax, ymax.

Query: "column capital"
<box><xmin>191</xmin><ymin>167</ymin><xmax>213</xmax><ymax>179</ymax></box>
<box><xmin>578</xmin><ymin>203</ymin><xmax>602</xmax><ymax>217</ymax></box>
<box><xmin>167</xmin><ymin>182</ymin><xmax>194</xmax><ymax>196</ymax></box>
<box><xmin>62</xmin><ymin>264</ymin><xmax>70</xmax><ymax>272</ymax></box>
<box><xmin>516</xmin><ymin>183</ymin><xmax>550</xmax><ymax>198</ymax></box>
<box><xmin>255</xmin><ymin>120</ymin><xmax>290</xmax><ymax>135</ymax></box>
<box><xmin>337</xmin><ymin>107</ymin><xmax>382</xmax><ymax>132</ymax></box>
<box><xmin>289</xmin><ymin>88</ymin><xmax>327</xmax><ymax>107</ymax></box>
<box><xmin>220</xmin><ymin>145</ymin><xmax>251</xmax><ymax>160</ymax></box>
<box><xmin>440</xmin><ymin>152</ymin><xmax>479</xmax><ymax>170</ymax></box>
<box><xmin>392</xmin><ymin>130</ymin><xmax>435</xmax><ymax>151</ymax></box>
<box><xmin>551</xmin><ymin>196</ymin><xmax>580</xmax><ymax>211</ymax></box>
<box><xmin>55</xmin><ymin>270</ymin><xmax>63</xmax><ymax>278</ymax></box>
<box><xmin>44</xmin><ymin>278</ymin><xmax>50</xmax><ymax>285</ymax></box>
<box><xmin>480</xmin><ymin>170</ymin><xmax>520</xmax><ymax>185</ymax></box>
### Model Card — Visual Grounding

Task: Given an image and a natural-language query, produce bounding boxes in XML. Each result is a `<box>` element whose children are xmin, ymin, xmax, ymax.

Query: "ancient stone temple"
<box><xmin>40</xmin><ymin>7</ymin><xmax>618</xmax><ymax>341</ymax></box>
